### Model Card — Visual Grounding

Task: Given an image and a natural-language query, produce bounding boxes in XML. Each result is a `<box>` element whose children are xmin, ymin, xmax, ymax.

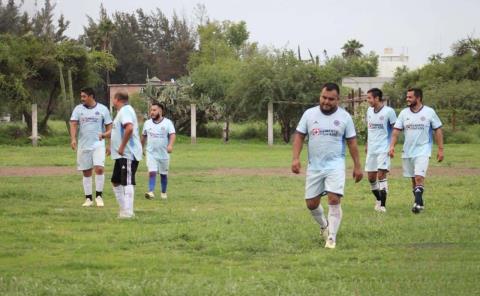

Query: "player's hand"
<box><xmin>117</xmin><ymin>146</ymin><xmax>125</xmax><ymax>156</ymax></box>
<box><xmin>353</xmin><ymin>167</ymin><xmax>363</xmax><ymax>183</ymax></box>
<box><xmin>98</xmin><ymin>133</ymin><xmax>104</xmax><ymax>141</ymax></box>
<box><xmin>71</xmin><ymin>139</ymin><xmax>77</xmax><ymax>151</ymax></box>
<box><xmin>167</xmin><ymin>145</ymin><xmax>173</xmax><ymax>153</ymax></box>
<box><xmin>388</xmin><ymin>147</ymin><xmax>395</xmax><ymax>158</ymax></box>
<box><xmin>106</xmin><ymin>146</ymin><xmax>111</xmax><ymax>156</ymax></box>
<box><xmin>437</xmin><ymin>148</ymin><xmax>444</xmax><ymax>162</ymax></box>
<box><xmin>291</xmin><ymin>159</ymin><xmax>301</xmax><ymax>174</ymax></box>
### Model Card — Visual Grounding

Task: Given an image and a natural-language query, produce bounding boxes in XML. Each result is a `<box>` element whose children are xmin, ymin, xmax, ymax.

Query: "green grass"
<box><xmin>0</xmin><ymin>142</ymin><xmax>479</xmax><ymax>295</ymax></box>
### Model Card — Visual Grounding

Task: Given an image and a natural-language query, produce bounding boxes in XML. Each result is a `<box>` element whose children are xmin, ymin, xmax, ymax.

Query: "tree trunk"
<box><xmin>39</xmin><ymin>85</ymin><xmax>58</xmax><ymax>133</ymax></box>
<box><xmin>23</xmin><ymin>110</ymin><xmax>32</xmax><ymax>131</ymax></box>
<box><xmin>280</xmin><ymin>118</ymin><xmax>292</xmax><ymax>143</ymax></box>
<box><xmin>222</xmin><ymin>120</ymin><xmax>230</xmax><ymax>143</ymax></box>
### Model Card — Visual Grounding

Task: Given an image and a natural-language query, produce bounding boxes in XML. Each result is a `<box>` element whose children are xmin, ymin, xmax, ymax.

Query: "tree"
<box><xmin>341</xmin><ymin>39</ymin><xmax>364</xmax><ymax>58</ymax></box>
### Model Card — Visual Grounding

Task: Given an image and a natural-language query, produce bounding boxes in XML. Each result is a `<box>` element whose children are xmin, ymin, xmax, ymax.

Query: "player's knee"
<box><xmin>305</xmin><ymin>198</ymin><xmax>320</xmax><ymax>210</ymax></box>
<box><xmin>327</xmin><ymin>194</ymin><xmax>341</xmax><ymax>205</ymax></box>
<box><xmin>149</xmin><ymin>171</ymin><xmax>156</xmax><ymax>177</ymax></box>
<box><xmin>82</xmin><ymin>170</ymin><xmax>93</xmax><ymax>177</ymax></box>
<box><xmin>94</xmin><ymin>167</ymin><xmax>104</xmax><ymax>175</ymax></box>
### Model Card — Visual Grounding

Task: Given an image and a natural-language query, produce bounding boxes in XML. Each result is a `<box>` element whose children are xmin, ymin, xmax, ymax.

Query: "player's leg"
<box><xmin>111</xmin><ymin>159</ymin><xmax>126</xmax><ymax>217</ymax></box>
<box><xmin>366</xmin><ymin>154</ymin><xmax>381</xmax><ymax>210</ymax></box>
<box><xmin>123</xmin><ymin>159</ymin><xmax>139</xmax><ymax>218</ymax></box>
<box><xmin>377</xmin><ymin>153</ymin><xmax>390</xmax><ymax>211</ymax></box>
<box><xmin>305</xmin><ymin>171</ymin><xmax>328</xmax><ymax>239</ymax></box>
<box><xmin>145</xmin><ymin>155</ymin><xmax>157</xmax><ymax>199</ymax></box>
<box><xmin>324</xmin><ymin>169</ymin><xmax>345</xmax><ymax>249</ymax></box>
<box><xmin>93</xmin><ymin>145</ymin><xmax>106</xmax><ymax>207</ymax></box>
<box><xmin>159</xmin><ymin>159</ymin><xmax>169</xmax><ymax>199</ymax></box>
<box><xmin>78</xmin><ymin>149</ymin><xmax>94</xmax><ymax>207</ymax></box>
<box><xmin>411</xmin><ymin>156</ymin><xmax>428</xmax><ymax>213</ymax></box>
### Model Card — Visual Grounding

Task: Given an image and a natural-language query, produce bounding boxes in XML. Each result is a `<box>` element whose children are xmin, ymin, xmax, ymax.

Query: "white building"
<box><xmin>378</xmin><ymin>48</ymin><xmax>409</xmax><ymax>78</ymax></box>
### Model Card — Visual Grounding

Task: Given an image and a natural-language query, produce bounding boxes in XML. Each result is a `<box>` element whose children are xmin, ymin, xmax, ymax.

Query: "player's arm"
<box><xmin>104</xmin><ymin>123</ymin><xmax>112</xmax><ymax>155</ymax></box>
<box><xmin>291</xmin><ymin>132</ymin><xmax>305</xmax><ymax>174</ymax></box>
<box><xmin>118</xmin><ymin>123</ymin><xmax>133</xmax><ymax>156</ymax></box>
<box><xmin>389</xmin><ymin>128</ymin><xmax>401</xmax><ymax>158</ymax></box>
<box><xmin>434</xmin><ymin>127</ymin><xmax>444</xmax><ymax>162</ymax></box>
<box><xmin>167</xmin><ymin>133</ymin><xmax>176</xmax><ymax>153</ymax></box>
<box><xmin>346</xmin><ymin>137</ymin><xmax>363</xmax><ymax>183</ymax></box>
<box><xmin>69</xmin><ymin>120</ymin><xmax>78</xmax><ymax>151</ymax></box>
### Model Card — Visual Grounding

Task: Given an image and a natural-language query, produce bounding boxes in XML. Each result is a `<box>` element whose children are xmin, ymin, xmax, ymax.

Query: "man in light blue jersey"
<box><xmin>292</xmin><ymin>82</ymin><xmax>363</xmax><ymax>249</ymax></box>
<box><xmin>389</xmin><ymin>88</ymin><xmax>444</xmax><ymax>214</ymax></box>
<box><xmin>365</xmin><ymin>88</ymin><xmax>397</xmax><ymax>212</ymax></box>
<box><xmin>141</xmin><ymin>102</ymin><xmax>176</xmax><ymax>200</ymax></box>
<box><xmin>101</xmin><ymin>91</ymin><xmax>143</xmax><ymax>218</ymax></box>
<box><xmin>70</xmin><ymin>87</ymin><xmax>112</xmax><ymax>207</ymax></box>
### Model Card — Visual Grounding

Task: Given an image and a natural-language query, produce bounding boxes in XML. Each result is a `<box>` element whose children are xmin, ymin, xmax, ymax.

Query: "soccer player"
<box><xmin>365</xmin><ymin>88</ymin><xmax>397</xmax><ymax>212</ymax></box>
<box><xmin>70</xmin><ymin>87</ymin><xmax>112</xmax><ymax>207</ymax></box>
<box><xmin>101</xmin><ymin>91</ymin><xmax>143</xmax><ymax>218</ymax></box>
<box><xmin>292</xmin><ymin>82</ymin><xmax>363</xmax><ymax>249</ymax></box>
<box><xmin>141</xmin><ymin>102</ymin><xmax>176</xmax><ymax>200</ymax></box>
<box><xmin>389</xmin><ymin>88</ymin><xmax>444</xmax><ymax>214</ymax></box>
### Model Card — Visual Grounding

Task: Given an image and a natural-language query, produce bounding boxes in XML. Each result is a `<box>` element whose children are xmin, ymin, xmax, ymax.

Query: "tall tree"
<box><xmin>341</xmin><ymin>39</ymin><xmax>364</xmax><ymax>58</ymax></box>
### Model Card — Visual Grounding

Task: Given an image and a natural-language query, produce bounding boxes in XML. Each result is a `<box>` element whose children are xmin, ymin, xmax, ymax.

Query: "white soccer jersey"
<box><xmin>394</xmin><ymin>105</ymin><xmax>442</xmax><ymax>158</ymax></box>
<box><xmin>111</xmin><ymin>104</ymin><xmax>143</xmax><ymax>161</ymax></box>
<box><xmin>142</xmin><ymin>118</ymin><xmax>176</xmax><ymax>160</ymax></box>
<box><xmin>70</xmin><ymin>103</ymin><xmax>112</xmax><ymax>150</ymax></box>
<box><xmin>296</xmin><ymin>106</ymin><xmax>356</xmax><ymax>171</ymax></box>
<box><xmin>366</xmin><ymin>105</ymin><xmax>397</xmax><ymax>154</ymax></box>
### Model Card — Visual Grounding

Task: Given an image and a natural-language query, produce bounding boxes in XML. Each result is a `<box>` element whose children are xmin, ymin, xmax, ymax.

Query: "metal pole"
<box><xmin>190</xmin><ymin>103</ymin><xmax>196</xmax><ymax>144</ymax></box>
<box><xmin>267</xmin><ymin>101</ymin><xmax>274</xmax><ymax>146</ymax></box>
<box><xmin>32</xmin><ymin>104</ymin><xmax>38</xmax><ymax>147</ymax></box>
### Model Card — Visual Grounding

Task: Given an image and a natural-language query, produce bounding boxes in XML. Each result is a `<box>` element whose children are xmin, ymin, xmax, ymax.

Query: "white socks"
<box><xmin>328</xmin><ymin>204</ymin><xmax>343</xmax><ymax>241</ymax></box>
<box><xmin>378</xmin><ymin>179</ymin><xmax>388</xmax><ymax>192</ymax></box>
<box><xmin>113</xmin><ymin>185</ymin><xmax>125</xmax><ymax>213</ymax></box>
<box><xmin>95</xmin><ymin>174</ymin><xmax>105</xmax><ymax>193</ymax></box>
<box><xmin>124</xmin><ymin>185</ymin><xmax>135</xmax><ymax>216</ymax></box>
<box><xmin>82</xmin><ymin>176</ymin><xmax>92</xmax><ymax>196</ymax></box>
<box><xmin>310</xmin><ymin>206</ymin><xmax>328</xmax><ymax>228</ymax></box>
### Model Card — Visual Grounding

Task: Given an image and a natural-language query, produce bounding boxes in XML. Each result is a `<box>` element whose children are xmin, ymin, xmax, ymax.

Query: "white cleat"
<box><xmin>325</xmin><ymin>237</ymin><xmax>336</xmax><ymax>249</ymax></box>
<box><xmin>145</xmin><ymin>191</ymin><xmax>155</xmax><ymax>200</ymax></box>
<box><xmin>95</xmin><ymin>196</ymin><xmax>104</xmax><ymax>207</ymax></box>
<box><xmin>160</xmin><ymin>192</ymin><xmax>167</xmax><ymax>199</ymax></box>
<box><xmin>82</xmin><ymin>199</ymin><xmax>94</xmax><ymax>207</ymax></box>
<box><xmin>374</xmin><ymin>200</ymin><xmax>381</xmax><ymax>211</ymax></box>
<box><xmin>118</xmin><ymin>211</ymin><xmax>135</xmax><ymax>219</ymax></box>
<box><xmin>378</xmin><ymin>206</ymin><xmax>387</xmax><ymax>213</ymax></box>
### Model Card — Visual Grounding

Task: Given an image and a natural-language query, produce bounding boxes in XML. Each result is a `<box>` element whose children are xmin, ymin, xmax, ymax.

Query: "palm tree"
<box><xmin>341</xmin><ymin>39</ymin><xmax>364</xmax><ymax>58</ymax></box>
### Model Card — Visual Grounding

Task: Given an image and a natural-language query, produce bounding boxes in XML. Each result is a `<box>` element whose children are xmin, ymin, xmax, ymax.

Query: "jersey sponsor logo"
<box><xmin>311</xmin><ymin>128</ymin><xmax>340</xmax><ymax>137</ymax></box>
<box><xmin>405</xmin><ymin>123</ymin><xmax>427</xmax><ymax>130</ymax></box>
<box><xmin>369</xmin><ymin>123</ymin><xmax>384</xmax><ymax>129</ymax></box>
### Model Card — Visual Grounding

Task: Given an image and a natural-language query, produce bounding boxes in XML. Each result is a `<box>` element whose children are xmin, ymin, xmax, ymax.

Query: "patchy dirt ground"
<box><xmin>1</xmin><ymin>166</ymin><xmax>479</xmax><ymax>177</ymax></box>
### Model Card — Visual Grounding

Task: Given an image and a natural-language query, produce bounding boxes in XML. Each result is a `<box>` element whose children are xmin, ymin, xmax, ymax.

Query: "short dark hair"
<box><xmin>407</xmin><ymin>88</ymin><xmax>423</xmax><ymax>100</ymax></box>
<box><xmin>322</xmin><ymin>82</ymin><xmax>340</xmax><ymax>95</ymax></box>
<box><xmin>151</xmin><ymin>101</ymin><xmax>165</xmax><ymax>112</ymax></box>
<box><xmin>80</xmin><ymin>87</ymin><xmax>95</xmax><ymax>98</ymax></box>
<box><xmin>367</xmin><ymin>88</ymin><xmax>383</xmax><ymax>101</ymax></box>
<box><xmin>114</xmin><ymin>91</ymin><xmax>129</xmax><ymax>101</ymax></box>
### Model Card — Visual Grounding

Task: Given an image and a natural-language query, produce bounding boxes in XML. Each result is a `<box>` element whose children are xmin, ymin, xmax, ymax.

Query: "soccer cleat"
<box><xmin>378</xmin><ymin>206</ymin><xmax>387</xmax><ymax>213</ymax></box>
<box><xmin>411</xmin><ymin>203</ymin><xmax>424</xmax><ymax>214</ymax></box>
<box><xmin>118</xmin><ymin>210</ymin><xmax>135</xmax><ymax>219</ymax></box>
<box><xmin>160</xmin><ymin>192</ymin><xmax>168</xmax><ymax>199</ymax></box>
<box><xmin>374</xmin><ymin>200</ymin><xmax>381</xmax><ymax>211</ymax></box>
<box><xmin>82</xmin><ymin>199</ymin><xmax>94</xmax><ymax>207</ymax></box>
<box><xmin>320</xmin><ymin>220</ymin><xmax>329</xmax><ymax>241</ymax></box>
<box><xmin>95</xmin><ymin>196</ymin><xmax>104</xmax><ymax>207</ymax></box>
<box><xmin>325</xmin><ymin>237</ymin><xmax>336</xmax><ymax>249</ymax></box>
<box><xmin>145</xmin><ymin>191</ymin><xmax>155</xmax><ymax>200</ymax></box>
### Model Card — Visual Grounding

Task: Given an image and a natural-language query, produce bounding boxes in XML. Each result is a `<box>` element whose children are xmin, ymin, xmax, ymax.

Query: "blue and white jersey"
<box><xmin>366</xmin><ymin>105</ymin><xmax>397</xmax><ymax>154</ymax></box>
<box><xmin>70</xmin><ymin>103</ymin><xmax>112</xmax><ymax>150</ymax></box>
<box><xmin>394</xmin><ymin>106</ymin><xmax>442</xmax><ymax>158</ymax></box>
<box><xmin>111</xmin><ymin>105</ymin><xmax>143</xmax><ymax>161</ymax></box>
<box><xmin>142</xmin><ymin>118</ymin><xmax>176</xmax><ymax>160</ymax></box>
<box><xmin>296</xmin><ymin>107</ymin><xmax>356</xmax><ymax>171</ymax></box>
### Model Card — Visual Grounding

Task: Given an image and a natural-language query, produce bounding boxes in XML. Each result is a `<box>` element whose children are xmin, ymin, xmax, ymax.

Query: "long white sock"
<box><xmin>82</xmin><ymin>176</ymin><xmax>92</xmax><ymax>196</ymax></box>
<box><xmin>124</xmin><ymin>185</ymin><xmax>135</xmax><ymax>216</ymax></box>
<box><xmin>310</xmin><ymin>205</ymin><xmax>327</xmax><ymax>228</ymax></box>
<box><xmin>328</xmin><ymin>204</ymin><xmax>343</xmax><ymax>241</ymax></box>
<box><xmin>95</xmin><ymin>174</ymin><xmax>105</xmax><ymax>194</ymax></box>
<box><xmin>378</xmin><ymin>179</ymin><xmax>388</xmax><ymax>192</ymax></box>
<box><xmin>112</xmin><ymin>185</ymin><xmax>125</xmax><ymax>211</ymax></box>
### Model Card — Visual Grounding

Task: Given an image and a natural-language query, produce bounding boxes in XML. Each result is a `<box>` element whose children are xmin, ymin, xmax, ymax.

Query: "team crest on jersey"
<box><xmin>95</xmin><ymin>111</ymin><xmax>100</xmax><ymax>115</ymax></box>
<box><xmin>421</xmin><ymin>116</ymin><xmax>426</xmax><ymax>121</ymax></box>
<box><xmin>334</xmin><ymin>120</ymin><xmax>340</xmax><ymax>126</ymax></box>
<box><xmin>379</xmin><ymin>116</ymin><xmax>384</xmax><ymax>121</ymax></box>
<box><xmin>161</xmin><ymin>127</ymin><xmax>166</xmax><ymax>131</ymax></box>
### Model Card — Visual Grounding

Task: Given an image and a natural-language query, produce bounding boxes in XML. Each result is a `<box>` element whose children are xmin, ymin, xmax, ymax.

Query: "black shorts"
<box><xmin>111</xmin><ymin>158</ymin><xmax>139</xmax><ymax>186</ymax></box>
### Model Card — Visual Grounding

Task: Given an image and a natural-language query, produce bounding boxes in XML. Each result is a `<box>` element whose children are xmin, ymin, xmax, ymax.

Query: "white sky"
<box><xmin>22</xmin><ymin>0</ymin><xmax>480</xmax><ymax>68</ymax></box>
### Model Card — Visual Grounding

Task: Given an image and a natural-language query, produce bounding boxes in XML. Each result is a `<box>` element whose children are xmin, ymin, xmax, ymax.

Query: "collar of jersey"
<box><xmin>373</xmin><ymin>105</ymin><xmax>384</xmax><ymax>114</ymax></box>
<box><xmin>83</xmin><ymin>102</ymin><xmax>97</xmax><ymax>109</ymax></box>
<box><xmin>409</xmin><ymin>105</ymin><xmax>424</xmax><ymax>114</ymax></box>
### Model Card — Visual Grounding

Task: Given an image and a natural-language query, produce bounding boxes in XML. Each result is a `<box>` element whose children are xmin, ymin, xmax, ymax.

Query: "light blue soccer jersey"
<box><xmin>70</xmin><ymin>103</ymin><xmax>112</xmax><ymax>150</ymax></box>
<box><xmin>296</xmin><ymin>107</ymin><xmax>357</xmax><ymax>171</ymax></box>
<box><xmin>142</xmin><ymin>118</ymin><xmax>176</xmax><ymax>160</ymax></box>
<box><xmin>111</xmin><ymin>105</ymin><xmax>143</xmax><ymax>161</ymax></box>
<box><xmin>394</xmin><ymin>106</ymin><xmax>442</xmax><ymax>158</ymax></box>
<box><xmin>366</xmin><ymin>105</ymin><xmax>397</xmax><ymax>154</ymax></box>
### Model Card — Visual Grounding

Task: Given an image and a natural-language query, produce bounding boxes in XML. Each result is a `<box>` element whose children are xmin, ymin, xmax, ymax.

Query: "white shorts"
<box><xmin>77</xmin><ymin>146</ymin><xmax>105</xmax><ymax>171</ymax></box>
<box><xmin>147</xmin><ymin>157</ymin><xmax>170</xmax><ymax>175</ymax></box>
<box><xmin>365</xmin><ymin>153</ymin><xmax>390</xmax><ymax>172</ymax></box>
<box><xmin>402</xmin><ymin>156</ymin><xmax>430</xmax><ymax>177</ymax></box>
<box><xmin>305</xmin><ymin>169</ymin><xmax>345</xmax><ymax>199</ymax></box>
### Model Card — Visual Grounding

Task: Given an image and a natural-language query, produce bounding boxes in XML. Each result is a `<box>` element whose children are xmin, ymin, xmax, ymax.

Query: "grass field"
<box><xmin>0</xmin><ymin>139</ymin><xmax>479</xmax><ymax>295</ymax></box>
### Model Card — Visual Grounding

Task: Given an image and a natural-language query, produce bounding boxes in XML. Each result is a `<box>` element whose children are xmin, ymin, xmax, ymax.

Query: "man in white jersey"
<box><xmin>292</xmin><ymin>82</ymin><xmax>363</xmax><ymax>249</ymax></box>
<box><xmin>142</xmin><ymin>102</ymin><xmax>176</xmax><ymax>200</ymax></box>
<box><xmin>389</xmin><ymin>88</ymin><xmax>444</xmax><ymax>214</ymax></box>
<box><xmin>100</xmin><ymin>91</ymin><xmax>143</xmax><ymax>218</ymax></box>
<box><xmin>365</xmin><ymin>88</ymin><xmax>397</xmax><ymax>212</ymax></box>
<box><xmin>70</xmin><ymin>87</ymin><xmax>112</xmax><ymax>207</ymax></box>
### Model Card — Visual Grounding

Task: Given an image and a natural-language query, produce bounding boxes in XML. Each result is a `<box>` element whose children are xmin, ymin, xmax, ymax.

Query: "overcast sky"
<box><xmin>23</xmin><ymin>0</ymin><xmax>480</xmax><ymax>68</ymax></box>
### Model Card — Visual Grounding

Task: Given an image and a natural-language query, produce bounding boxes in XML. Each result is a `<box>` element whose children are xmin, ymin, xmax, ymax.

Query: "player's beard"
<box><xmin>152</xmin><ymin>114</ymin><xmax>161</xmax><ymax>121</ymax></box>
